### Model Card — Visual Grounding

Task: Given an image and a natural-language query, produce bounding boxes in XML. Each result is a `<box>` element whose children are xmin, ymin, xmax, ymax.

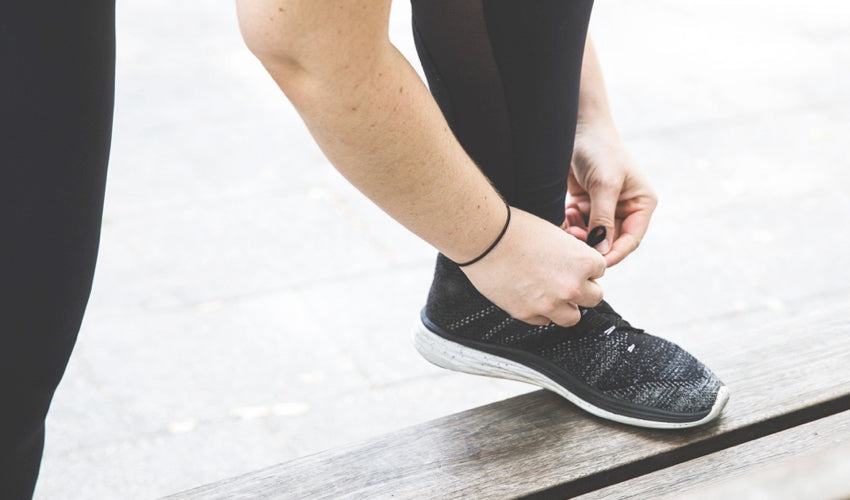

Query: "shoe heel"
<box><xmin>414</xmin><ymin>319</ymin><xmax>540</xmax><ymax>382</ymax></box>
<box><xmin>413</xmin><ymin>320</ymin><xmax>494</xmax><ymax>377</ymax></box>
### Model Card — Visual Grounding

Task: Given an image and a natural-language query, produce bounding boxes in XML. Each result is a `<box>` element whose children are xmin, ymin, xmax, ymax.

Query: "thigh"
<box><xmin>0</xmin><ymin>1</ymin><xmax>115</xmax><ymax>497</ymax></box>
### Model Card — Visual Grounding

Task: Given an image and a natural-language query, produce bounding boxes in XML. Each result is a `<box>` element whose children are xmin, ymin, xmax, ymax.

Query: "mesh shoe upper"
<box><xmin>424</xmin><ymin>254</ymin><xmax>723</xmax><ymax>415</ymax></box>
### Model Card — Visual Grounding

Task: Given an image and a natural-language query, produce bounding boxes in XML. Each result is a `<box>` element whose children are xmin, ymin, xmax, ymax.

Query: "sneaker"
<box><xmin>414</xmin><ymin>254</ymin><xmax>729</xmax><ymax>429</ymax></box>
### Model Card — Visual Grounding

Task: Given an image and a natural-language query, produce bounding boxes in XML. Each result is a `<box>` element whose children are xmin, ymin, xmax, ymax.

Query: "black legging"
<box><xmin>0</xmin><ymin>1</ymin><xmax>115</xmax><ymax>497</ymax></box>
<box><xmin>411</xmin><ymin>0</ymin><xmax>593</xmax><ymax>226</ymax></box>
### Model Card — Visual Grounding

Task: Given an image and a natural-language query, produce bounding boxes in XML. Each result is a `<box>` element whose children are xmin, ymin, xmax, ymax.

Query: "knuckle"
<box><xmin>592</xmin><ymin>287</ymin><xmax>604</xmax><ymax>305</ymax></box>
<box><xmin>595</xmin><ymin>263</ymin><xmax>606</xmax><ymax>278</ymax></box>
<box><xmin>539</xmin><ymin>298</ymin><xmax>557</xmax><ymax>315</ymax></box>
<box><xmin>591</xmin><ymin>175</ymin><xmax>620</xmax><ymax>192</ymax></box>
<box><xmin>648</xmin><ymin>191</ymin><xmax>659</xmax><ymax>207</ymax></box>
<box><xmin>563</xmin><ymin>284</ymin><xmax>580</xmax><ymax>301</ymax></box>
<box><xmin>582</xmin><ymin>253</ymin><xmax>605</xmax><ymax>272</ymax></box>
<box><xmin>592</xmin><ymin>215</ymin><xmax>615</xmax><ymax>228</ymax></box>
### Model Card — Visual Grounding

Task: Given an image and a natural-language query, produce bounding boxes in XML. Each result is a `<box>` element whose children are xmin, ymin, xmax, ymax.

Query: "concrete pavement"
<box><xmin>34</xmin><ymin>1</ymin><xmax>850</xmax><ymax>498</ymax></box>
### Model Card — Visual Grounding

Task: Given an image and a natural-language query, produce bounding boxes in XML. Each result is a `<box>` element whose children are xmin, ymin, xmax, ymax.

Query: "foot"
<box><xmin>415</xmin><ymin>254</ymin><xmax>729</xmax><ymax>429</ymax></box>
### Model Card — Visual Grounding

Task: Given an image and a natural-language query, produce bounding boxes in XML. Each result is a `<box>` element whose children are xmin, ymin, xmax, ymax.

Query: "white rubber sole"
<box><xmin>414</xmin><ymin>320</ymin><xmax>729</xmax><ymax>429</ymax></box>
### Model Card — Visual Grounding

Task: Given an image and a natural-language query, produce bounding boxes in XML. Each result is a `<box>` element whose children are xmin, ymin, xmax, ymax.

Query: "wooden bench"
<box><xmin>167</xmin><ymin>299</ymin><xmax>850</xmax><ymax>499</ymax></box>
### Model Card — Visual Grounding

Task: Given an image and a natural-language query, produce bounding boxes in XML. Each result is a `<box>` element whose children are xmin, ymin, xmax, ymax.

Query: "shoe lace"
<box><xmin>578</xmin><ymin>238</ymin><xmax>648</xmax><ymax>348</ymax></box>
<box><xmin>582</xmin><ymin>301</ymin><xmax>648</xmax><ymax>348</ymax></box>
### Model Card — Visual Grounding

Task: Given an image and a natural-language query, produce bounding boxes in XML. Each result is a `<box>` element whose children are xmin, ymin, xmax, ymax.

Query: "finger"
<box><xmin>603</xmin><ymin>236</ymin><xmax>634</xmax><ymax>266</ymax></box>
<box><xmin>548</xmin><ymin>303</ymin><xmax>582</xmax><ymax>327</ymax></box>
<box><xmin>574</xmin><ymin>199</ymin><xmax>591</xmax><ymax>216</ymax></box>
<box><xmin>562</xmin><ymin>207</ymin><xmax>583</xmax><ymax>231</ymax></box>
<box><xmin>518</xmin><ymin>314</ymin><xmax>553</xmax><ymax>326</ymax></box>
<box><xmin>604</xmin><ymin>208</ymin><xmax>652</xmax><ymax>267</ymax></box>
<box><xmin>573</xmin><ymin>279</ymin><xmax>604</xmax><ymax>308</ymax></box>
<box><xmin>567</xmin><ymin>170</ymin><xmax>587</xmax><ymax>198</ymax></box>
<box><xmin>565</xmin><ymin>226</ymin><xmax>589</xmax><ymax>241</ymax></box>
<box><xmin>564</xmin><ymin>207</ymin><xmax>587</xmax><ymax>230</ymax></box>
<box><xmin>586</xmin><ymin>180</ymin><xmax>621</xmax><ymax>256</ymax></box>
<box><xmin>566</xmin><ymin>198</ymin><xmax>591</xmax><ymax>226</ymax></box>
<box><xmin>588</xmin><ymin>254</ymin><xmax>607</xmax><ymax>279</ymax></box>
<box><xmin>564</xmin><ymin>208</ymin><xmax>589</xmax><ymax>240</ymax></box>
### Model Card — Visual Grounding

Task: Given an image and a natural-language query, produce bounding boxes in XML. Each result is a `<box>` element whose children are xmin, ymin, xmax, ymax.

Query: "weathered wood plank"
<box><xmin>674</xmin><ymin>440</ymin><xmax>850</xmax><ymax>500</ymax></box>
<box><xmin>580</xmin><ymin>409</ymin><xmax>850</xmax><ymax>500</ymax></box>
<box><xmin>166</xmin><ymin>301</ymin><xmax>850</xmax><ymax>500</ymax></box>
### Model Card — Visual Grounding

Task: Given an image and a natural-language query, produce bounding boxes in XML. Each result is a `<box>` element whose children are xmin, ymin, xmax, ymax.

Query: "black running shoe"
<box><xmin>414</xmin><ymin>254</ymin><xmax>729</xmax><ymax>429</ymax></box>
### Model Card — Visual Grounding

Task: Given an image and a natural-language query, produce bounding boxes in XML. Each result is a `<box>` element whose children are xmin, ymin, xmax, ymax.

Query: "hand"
<box><xmin>562</xmin><ymin>122</ymin><xmax>658</xmax><ymax>267</ymax></box>
<box><xmin>462</xmin><ymin>208</ymin><xmax>606</xmax><ymax>327</ymax></box>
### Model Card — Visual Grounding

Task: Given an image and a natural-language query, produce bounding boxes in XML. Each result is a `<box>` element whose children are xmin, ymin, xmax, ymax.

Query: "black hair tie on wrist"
<box><xmin>456</xmin><ymin>201</ymin><xmax>511</xmax><ymax>267</ymax></box>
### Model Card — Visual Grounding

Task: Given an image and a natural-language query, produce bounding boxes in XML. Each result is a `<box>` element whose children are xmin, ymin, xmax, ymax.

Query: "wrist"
<box><xmin>441</xmin><ymin>195</ymin><xmax>510</xmax><ymax>266</ymax></box>
<box><xmin>574</xmin><ymin>116</ymin><xmax>624</xmax><ymax>157</ymax></box>
<box><xmin>576</xmin><ymin>110</ymin><xmax>617</xmax><ymax>136</ymax></box>
<box><xmin>454</xmin><ymin>202</ymin><xmax>511</xmax><ymax>267</ymax></box>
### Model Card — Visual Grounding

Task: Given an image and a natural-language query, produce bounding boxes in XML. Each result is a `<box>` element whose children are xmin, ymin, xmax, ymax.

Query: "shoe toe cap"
<box><xmin>605</xmin><ymin>365</ymin><xmax>725</xmax><ymax>415</ymax></box>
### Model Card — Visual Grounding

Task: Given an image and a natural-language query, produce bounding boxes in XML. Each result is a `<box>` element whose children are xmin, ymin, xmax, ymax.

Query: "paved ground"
<box><xmin>34</xmin><ymin>1</ymin><xmax>850</xmax><ymax>498</ymax></box>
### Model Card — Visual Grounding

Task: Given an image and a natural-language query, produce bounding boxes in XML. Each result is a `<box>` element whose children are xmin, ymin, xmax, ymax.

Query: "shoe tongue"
<box><xmin>589</xmin><ymin>301</ymin><xmax>643</xmax><ymax>335</ymax></box>
<box><xmin>574</xmin><ymin>305</ymin><xmax>617</xmax><ymax>335</ymax></box>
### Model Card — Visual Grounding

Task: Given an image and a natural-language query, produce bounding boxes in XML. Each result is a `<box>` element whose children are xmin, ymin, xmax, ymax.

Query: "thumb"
<box><xmin>586</xmin><ymin>184</ymin><xmax>619</xmax><ymax>255</ymax></box>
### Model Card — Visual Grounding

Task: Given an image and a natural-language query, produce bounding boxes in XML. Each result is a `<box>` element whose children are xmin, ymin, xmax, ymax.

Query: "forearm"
<box><xmin>238</xmin><ymin>1</ymin><xmax>505</xmax><ymax>264</ymax></box>
<box><xmin>568</xmin><ymin>35</ymin><xmax>657</xmax><ymax>266</ymax></box>
<box><xmin>576</xmin><ymin>36</ymin><xmax>617</xmax><ymax>130</ymax></box>
<box><xmin>237</xmin><ymin>0</ymin><xmax>607</xmax><ymax>326</ymax></box>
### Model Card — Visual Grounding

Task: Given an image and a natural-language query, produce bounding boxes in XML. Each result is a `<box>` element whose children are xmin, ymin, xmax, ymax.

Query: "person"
<box><xmin>236</xmin><ymin>0</ymin><xmax>728</xmax><ymax>429</ymax></box>
<box><xmin>0</xmin><ymin>1</ymin><xmax>725</xmax><ymax>497</ymax></box>
<box><xmin>1</xmin><ymin>1</ymin><xmax>116</xmax><ymax>498</ymax></box>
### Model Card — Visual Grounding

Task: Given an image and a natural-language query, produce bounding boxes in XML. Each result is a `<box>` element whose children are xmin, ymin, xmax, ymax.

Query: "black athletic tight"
<box><xmin>411</xmin><ymin>0</ymin><xmax>594</xmax><ymax>226</ymax></box>
<box><xmin>0</xmin><ymin>1</ymin><xmax>590</xmax><ymax>497</ymax></box>
<box><xmin>1</xmin><ymin>1</ymin><xmax>115</xmax><ymax>497</ymax></box>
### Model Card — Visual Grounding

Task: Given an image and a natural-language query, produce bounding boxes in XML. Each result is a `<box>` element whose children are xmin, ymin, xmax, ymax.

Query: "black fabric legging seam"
<box><xmin>480</xmin><ymin>1</ymin><xmax>521</xmax><ymax>205</ymax></box>
<box><xmin>411</xmin><ymin>0</ymin><xmax>594</xmax><ymax>225</ymax></box>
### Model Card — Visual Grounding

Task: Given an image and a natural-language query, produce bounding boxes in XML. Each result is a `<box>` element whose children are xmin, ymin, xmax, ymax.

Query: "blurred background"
<box><xmin>35</xmin><ymin>0</ymin><xmax>850</xmax><ymax>497</ymax></box>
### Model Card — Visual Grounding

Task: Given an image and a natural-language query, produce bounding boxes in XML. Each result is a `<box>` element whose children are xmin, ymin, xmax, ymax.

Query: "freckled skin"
<box><xmin>235</xmin><ymin>0</ymin><xmax>609</xmax><ymax>326</ymax></box>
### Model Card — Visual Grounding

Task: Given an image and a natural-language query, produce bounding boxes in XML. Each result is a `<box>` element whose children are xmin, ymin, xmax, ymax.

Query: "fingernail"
<box><xmin>587</xmin><ymin>226</ymin><xmax>606</xmax><ymax>247</ymax></box>
<box><xmin>595</xmin><ymin>238</ymin><xmax>611</xmax><ymax>255</ymax></box>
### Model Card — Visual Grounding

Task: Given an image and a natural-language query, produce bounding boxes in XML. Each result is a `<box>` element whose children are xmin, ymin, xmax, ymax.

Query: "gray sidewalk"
<box><xmin>35</xmin><ymin>1</ymin><xmax>850</xmax><ymax>498</ymax></box>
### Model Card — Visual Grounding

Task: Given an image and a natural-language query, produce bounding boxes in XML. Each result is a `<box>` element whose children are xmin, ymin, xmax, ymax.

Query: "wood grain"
<box><xmin>166</xmin><ymin>300</ymin><xmax>850</xmax><ymax>500</ymax></box>
<box><xmin>581</xmin><ymin>409</ymin><xmax>850</xmax><ymax>500</ymax></box>
<box><xmin>674</xmin><ymin>439</ymin><xmax>850</xmax><ymax>500</ymax></box>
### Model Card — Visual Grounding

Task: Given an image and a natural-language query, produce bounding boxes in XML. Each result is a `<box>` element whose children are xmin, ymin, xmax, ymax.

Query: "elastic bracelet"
<box><xmin>456</xmin><ymin>201</ymin><xmax>511</xmax><ymax>267</ymax></box>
